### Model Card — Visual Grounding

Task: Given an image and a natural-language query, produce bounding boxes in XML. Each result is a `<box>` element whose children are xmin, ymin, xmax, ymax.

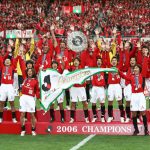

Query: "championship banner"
<box><xmin>39</xmin><ymin>68</ymin><xmax>117</xmax><ymax>112</ymax></box>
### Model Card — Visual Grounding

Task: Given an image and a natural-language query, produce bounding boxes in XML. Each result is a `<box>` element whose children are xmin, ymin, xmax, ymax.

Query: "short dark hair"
<box><xmin>111</xmin><ymin>56</ymin><xmax>118</xmax><ymax>61</ymax></box>
<box><xmin>130</xmin><ymin>57</ymin><xmax>137</xmax><ymax>62</ymax></box>
<box><xmin>73</xmin><ymin>57</ymin><xmax>80</xmax><ymax>62</ymax></box>
<box><xmin>51</xmin><ymin>61</ymin><xmax>58</xmax><ymax>66</ymax></box>
<box><xmin>26</xmin><ymin>60</ymin><xmax>34</xmax><ymax>67</ymax></box>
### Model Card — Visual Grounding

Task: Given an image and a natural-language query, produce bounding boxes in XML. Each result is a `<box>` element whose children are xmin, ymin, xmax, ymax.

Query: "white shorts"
<box><xmin>57</xmin><ymin>92</ymin><xmax>64</xmax><ymax>104</ymax></box>
<box><xmin>0</xmin><ymin>84</ymin><xmax>15</xmax><ymax>101</ymax></box>
<box><xmin>19</xmin><ymin>94</ymin><xmax>36</xmax><ymax>113</ymax></box>
<box><xmin>124</xmin><ymin>84</ymin><xmax>132</xmax><ymax>101</ymax></box>
<box><xmin>130</xmin><ymin>93</ymin><xmax>146</xmax><ymax>111</ymax></box>
<box><xmin>70</xmin><ymin>87</ymin><xmax>87</xmax><ymax>102</ymax></box>
<box><xmin>120</xmin><ymin>78</ymin><xmax>126</xmax><ymax>88</ymax></box>
<box><xmin>108</xmin><ymin>84</ymin><xmax>122</xmax><ymax>101</ymax></box>
<box><xmin>90</xmin><ymin>86</ymin><xmax>105</xmax><ymax>103</ymax></box>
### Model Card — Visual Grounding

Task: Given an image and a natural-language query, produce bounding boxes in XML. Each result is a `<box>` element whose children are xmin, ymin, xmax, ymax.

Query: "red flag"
<box><xmin>55</xmin><ymin>29</ymin><xmax>65</xmax><ymax>35</ymax></box>
<box><xmin>63</xmin><ymin>6</ymin><xmax>72</xmax><ymax>14</ymax></box>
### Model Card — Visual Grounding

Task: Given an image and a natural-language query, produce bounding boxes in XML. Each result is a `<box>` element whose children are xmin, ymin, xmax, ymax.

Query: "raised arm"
<box><xmin>119</xmin><ymin>70</ymin><xmax>131</xmax><ymax>81</ymax></box>
<box><xmin>14</xmin><ymin>38</ymin><xmax>20</xmax><ymax>58</ymax></box>
<box><xmin>28</xmin><ymin>34</ymin><xmax>35</xmax><ymax>57</ymax></box>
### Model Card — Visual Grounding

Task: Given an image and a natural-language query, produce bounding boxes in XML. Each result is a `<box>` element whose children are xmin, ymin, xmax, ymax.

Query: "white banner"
<box><xmin>6</xmin><ymin>30</ymin><xmax>33</xmax><ymax>38</ymax></box>
<box><xmin>39</xmin><ymin>68</ymin><xmax>117</xmax><ymax>111</ymax></box>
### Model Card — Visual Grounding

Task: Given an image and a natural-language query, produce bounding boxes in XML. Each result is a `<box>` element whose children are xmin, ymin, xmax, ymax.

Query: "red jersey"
<box><xmin>35</xmin><ymin>53</ymin><xmax>52</xmax><ymax>73</ymax></box>
<box><xmin>142</xmin><ymin>56</ymin><xmax>150</xmax><ymax>78</ymax></box>
<box><xmin>119</xmin><ymin>47</ymin><xmax>137</xmax><ymax>72</ymax></box>
<box><xmin>1</xmin><ymin>66</ymin><xmax>14</xmax><ymax>84</ymax></box>
<box><xmin>108</xmin><ymin>72</ymin><xmax>121</xmax><ymax>84</ymax></box>
<box><xmin>125</xmin><ymin>67</ymin><xmax>134</xmax><ymax>86</ymax></box>
<box><xmin>22</xmin><ymin>78</ymin><xmax>40</xmax><ymax>98</ymax></box>
<box><xmin>92</xmin><ymin>72</ymin><xmax>105</xmax><ymax>87</ymax></box>
<box><xmin>81</xmin><ymin>50</ymin><xmax>97</xmax><ymax>68</ymax></box>
<box><xmin>120</xmin><ymin>72</ymin><xmax>144</xmax><ymax>93</ymax></box>
<box><xmin>55</xmin><ymin>47</ymin><xmax>70</xmax><ymax>70</ymax></box>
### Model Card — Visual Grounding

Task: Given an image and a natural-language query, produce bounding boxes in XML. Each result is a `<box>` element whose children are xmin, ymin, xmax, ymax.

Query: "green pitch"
<box><xmin>7</xmin><ymin>96</ymin><xmax>150</xmax><ymax>109</ymax></box>
<box><xmin>0</xmin><ymin>134</ymin><xmax>150</xmax><ymax>150</ymax></box>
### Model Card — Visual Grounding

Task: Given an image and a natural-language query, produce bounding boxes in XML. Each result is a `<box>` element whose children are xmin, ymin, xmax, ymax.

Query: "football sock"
<box><xmin>119</xmin><ymin>105</ymin><xmax>124</xmax><ymax>117</ymax></box>
<box><xmin>0</xmin><ymin>112</ymin><xmax>3</xmax><ymax>119</ymax></box>
<box><xmin>50</xmin><ymin>109</ymin><xmax>54</xmax><ymax>119</ymax></box>
<box><xmin>32</xmin><ymin>127</ymin><xmax>36</xmax><ymax>131</ymax></box>
<box><xmin>101</xmin><ymin>105</ymin><xmax>105</xmax><ymax>117</ymax></box>
<box><xmin>86</xmin><ymin>84</ymin><xmax>90</xmax><ymax>101</ymax></box>
<box><xmin>21</xmin><ymin>125</ymin><xmax>25</xmax><ymax>131</ymax></box>
<box><xmin>126</xmin><ymin>106</ymin><xmax>130</xmax><ymax>118</ymax></box>
<box><xmin>65</xmin><ymin>90</ymin><xmax>70</xmax><ymax>106</ymax></box>
<box><xmin>12</xmin><ymin>112</ymin><xmax>16</xmax><ymax>119</ymax></box>
<box><xmin>60</xmin><ymin>109</ymin><xmax>64</xmax><ymax>119</ymax></box>
<box><xmin>133</xmin><ymin>117</ymin><xmax>139</xmax><ymax>131</ymax></box>
<box><xmin>142</xmin><ymin>115</ymin><xmax>148</xmax><ymax>131</ymax></box>
<box><xmin>108</xmin><ymin>105</ymin><xmax>113</xmax><ymax>117</ymax></box>
<box><xmin>92</xmin><ymin>105</ymin><xmax>97</xmax><ymax>118</ymax></box>
<box><xmin>70</xmin><ymin>110</ymin><xmax>75</xmax><ymax>119</ymax></box>
<box><xmin>84</xmin><ymin>109</ymin><xmax>88</xmax><ymax>118</ymax></box>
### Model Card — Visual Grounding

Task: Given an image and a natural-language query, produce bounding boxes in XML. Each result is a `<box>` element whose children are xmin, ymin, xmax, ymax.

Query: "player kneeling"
<box><xmin>19</xmin><ymin>68</ymin><xmax>40</xmax><ymax>136</ymax></box>
<box><xmin>91</xmin><ymin>57</ymin><xmax>106</xmax><ymax>123</ymax></box>
<box><xmin>119</xmin><ymin>65</ymin><xmax>149</xmax><ymax>136</ymax></box>
<box><xmin>69</xmin><ymin>57</ymin><xmax>89</xmax><ymax>123</ymax></box>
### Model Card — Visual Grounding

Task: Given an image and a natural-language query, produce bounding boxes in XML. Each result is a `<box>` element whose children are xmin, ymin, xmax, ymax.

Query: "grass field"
<box><xmin>7</xmin><ymin>96</ymin><xmax>150</xmax><ymax>110</ymax></box>
<box><xmin>0</xmin><ymin>134</ymin><xmax>150</xmax><ymax>150</ymax></box>
<box><xmin>3</xmin><ymin>96</ymin><xmax>150</xmax><ymax>150</ymax></box>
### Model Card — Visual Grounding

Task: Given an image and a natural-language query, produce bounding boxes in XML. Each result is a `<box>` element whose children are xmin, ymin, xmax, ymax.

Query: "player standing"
<box><xmin>19</xmin><ymin>68</ymin><xmax>40</xmax><ymax>136</ymax></box>
<box><xmin>69</xmin><ymin>57</ymin><xmax>89</xmax><ymax>123</ymax></box>
<box><xmin>119</xmin><ymin>64</ymin><xmax>149</xmax><ymax>135</ymax></box>
<box><xmin>107</xmin><ymin>56</ymin><xmax>125</xmax><ymax>123</ymax></box>
<box><xmin>0</xmin><ymin>58</ymin><xmax>17</xmax><ymax>123</ymax></box>
<box><xmin>49</xmin><ymin>61</ymin><xmax>65</xmax><ymax>123</ymax></box>
<box><xmin>90</xmin><ymin>57</ymin><xmax>106</xmax><ymax>122</ymax></box>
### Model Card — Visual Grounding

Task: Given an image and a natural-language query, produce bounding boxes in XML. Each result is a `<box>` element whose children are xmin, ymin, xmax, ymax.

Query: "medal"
<box><xmin>97</xmin><ymin>74</ymin><xmax>100</xmax><ymax>81</ymax></box>
<box><xmin>112</xmin><ymin>78</ymin><xmax>114</xmax><ymax>81</ymax></box>
<box><xmin>4</xmin><ymin>76</ymin><xmax>6</xmax><ymax>79</ymax></box>
<box><xmin>135</xmin><ymin>87</ymin><xmax>138</xmax><ymax>90</ymax></box>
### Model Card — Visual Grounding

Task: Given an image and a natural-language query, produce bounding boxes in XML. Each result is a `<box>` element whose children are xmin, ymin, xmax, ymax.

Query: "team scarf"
<box><xmin>39</xmin><ymin>67</ymin><xmax>117</xmax><ymax>112</ymax></box>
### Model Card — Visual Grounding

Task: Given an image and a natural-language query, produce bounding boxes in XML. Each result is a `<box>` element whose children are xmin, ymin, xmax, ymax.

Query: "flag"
<box><xmin>63</xmin><ymin>6</ymin><xmax>72</xmax><ymax>14</ymax></box>
<box><xmin>55</xmin><ymin>29</ymin><xmax>65</xmax><ymax>35</ymax></box>
<box><xmin>40</xmin><ymin>68</ymin><xmax>117</xmax><ymax>112</ymax></box>
<box><xmin>73</xmin><ymin>5</ymin><xmax>83</xmax><ymax>14</ymax></box>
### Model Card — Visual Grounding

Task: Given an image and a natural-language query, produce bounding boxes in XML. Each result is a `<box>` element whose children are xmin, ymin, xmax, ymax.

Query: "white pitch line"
<box><xmin>70</xmin><ymin>134</ymin><xmax>96</xmax><ymax>150</ymax></box>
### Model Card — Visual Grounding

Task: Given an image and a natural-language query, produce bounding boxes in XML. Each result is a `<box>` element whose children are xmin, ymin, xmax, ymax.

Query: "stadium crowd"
<box><xmin>0</xmin><ymin>0</ymin><xmax>150</xmax><ymax>37</ymax></box>
<box><xmin>0</xmin><ymin>0</ymin><xmax>150</xmax><ymax>136</ymax></box>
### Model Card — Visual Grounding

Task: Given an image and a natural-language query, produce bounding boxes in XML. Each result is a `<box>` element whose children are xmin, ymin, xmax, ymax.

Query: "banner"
<box><xmin>6</xmin><ymin>30</ymin><xmax>33</xmax><ymax>38</ymax></box>
<box><xmin>62</xmin><ymin>6</ymin><xmax>72</xmax><ymax>14</ymax></box>
<box><xmin>39</xmin><ymin>68</ymin><xmax>117</xmax><ymax>111</ymax></box>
